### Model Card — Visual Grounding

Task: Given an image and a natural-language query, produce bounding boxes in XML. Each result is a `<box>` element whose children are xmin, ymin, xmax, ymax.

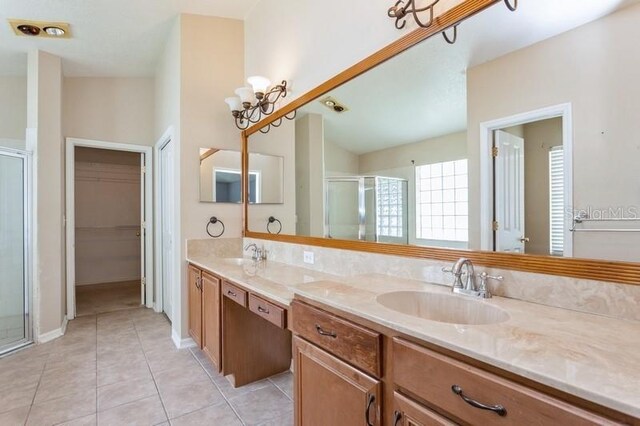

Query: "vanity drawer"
<box><xmin>393</xmin><ymin>392</ymin><xmax>457</xmax><ymax>426</ymax></box>
<box><xmin>222</xmin><ymin>281</ymin><xmax>247</xmax><ymax>307</ymax></box>
<box><xmin>292</xmin><ymin>301</ymin><xmax>381</xmax><ymax>377</ymax></box>
<box><xmin>249</xmin><ymin>294</ymin><xmax>286</xmax><ymax>329</ymax></box>
<box><xmin>393</xmin><ymin>338</ymin><xmax>619</xmax><ymax>426</ymax></box>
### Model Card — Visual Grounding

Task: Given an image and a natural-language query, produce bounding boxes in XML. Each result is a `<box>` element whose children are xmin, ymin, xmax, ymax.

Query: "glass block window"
<box><xmin>549</xmin><ymin>146</ymin><xmax>564</xmax><ymax>256</ymax></box>
<box><xmin>416</xmin><ymin>159</ymin><xmax>468</xmax><ymax>242</ymax></box>
<box><xmin>376</xmin><ymin>177</ymin><xmax>405</xmax><ymax>238</ymax></box>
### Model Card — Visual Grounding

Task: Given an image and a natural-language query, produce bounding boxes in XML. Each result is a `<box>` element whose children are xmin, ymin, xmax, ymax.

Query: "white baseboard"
<box><xmin>38</xmin><ymin>315</ymin><xmax>68</xmax><ymax>343</ymax></box>
<box><xmin>171</xmin><ymin>328</ymin><xmax>196</xmax><ymax>349</ymax></box>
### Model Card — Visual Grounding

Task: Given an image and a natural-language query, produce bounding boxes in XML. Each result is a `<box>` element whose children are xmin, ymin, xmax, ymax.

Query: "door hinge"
<box><xmin>492</xmin><ymin>146</ymin><xmax>499</xmax><ymax>157</ymax></box>
<box><xmin>492</xmin><ymin>221</ymin><xmax>499</xmax><ymax>231</ymax></box>
<box><xmin>141</xmin><ymin>166</ymin><xmax>146</xmax><ymax>173</ymax></box>
<box><xmin>141</xmin><ymin>221</ymin><xmax>146</xmax><ymax>229</ymax></box>
<box><xmin>142</xmin><ymin>277</ymin><xmax>146</xmax><ymax>286</ymax></box>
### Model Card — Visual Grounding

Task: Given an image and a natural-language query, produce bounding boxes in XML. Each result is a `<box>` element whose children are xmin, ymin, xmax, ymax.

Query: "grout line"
<box><xmin>131</xmin><ymin>310</ymin><xmax>171</xmax><ymax>424</ymax></box>
<box><xmin>188</xmin><ymin>348</ymin><xmax>246</xmax><ymax>426</ymax></box>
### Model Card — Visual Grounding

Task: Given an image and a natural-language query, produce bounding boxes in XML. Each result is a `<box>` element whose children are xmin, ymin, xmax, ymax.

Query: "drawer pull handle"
<box><xmin>393</xmin><ymin>410</ymin><xmax>402</xmax><ymax>426</ymax></box>
<box><xmin>257</xmin><ymin>306</ymin><xmax>270</xmax><ymax>314</ymax></box>
<box><xmin>227</xmin><ymin>290</ymin><xmax>237</xmax><ymax>297</ymax></box>
<box><xmin>451</xmin><ymin>385</ymin><xmax>507</xmax><ymax>417</ymax></box>
<box><xmin>365</xmin><ymin>394</ymin><xmax>375</xmax><ymax>426</ymax></box>
<box><xmin>315</xmin><ymin>324</ymin><xmax>337</xmax><ymax>338</ymax></box>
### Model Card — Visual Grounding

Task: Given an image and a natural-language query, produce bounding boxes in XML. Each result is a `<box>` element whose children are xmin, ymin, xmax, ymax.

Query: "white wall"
<box><xmin>0</xmin><ymin>77</ymin><xmax>27</xmax><ymax>147</ymax></box>
<box><xmin>27</xmin><ymin>50</ymin><xmax>65</xmax><ymax>338</ymax></box>
<box><xmin>245</xmin><ymin>0</ymin><xmax>463</xmax><ymax>103</ymax></box>
<box><xmin>467</xmin><ymin>3</ymin><xmax>640</xmax><ymax>261</ymax></box>
<box><xmin>64</xmin><ymin>78</ymin><xmax>155</xmax><ymax>145</ymax></box>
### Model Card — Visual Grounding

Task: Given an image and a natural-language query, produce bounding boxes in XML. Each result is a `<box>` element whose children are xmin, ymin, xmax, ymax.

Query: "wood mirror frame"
<box><xmin>241</xmin><ymin>0</ymin><xmax>640</xmax><ymax>286</ymax></box>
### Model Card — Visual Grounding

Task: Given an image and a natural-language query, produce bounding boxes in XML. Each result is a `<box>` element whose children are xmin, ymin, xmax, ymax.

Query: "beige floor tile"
<box><xmin>97</xmin><ymin>394</ymin><xmax>167</xmax><ymax>426</ymax></box>
<box><xmin>0</xmin><ymin>384</ymin><xmax>37</xmax><ymax>414</ymax></box>
<box><xmin>0</xmin><ymin>405</ymin><xmax>30</xmax><ymax>426</ymax></box>
<box><xmin>34</xmin><ymin>367</ymin><xmax>96</xmax><ymax>404</ymax></box>
<box><xmin>169</xmin><ymin>402</ymin><xmax>242</xmax><ymax>426</ymax></box>
<box><xmin>45</xmin><ymin>350</ymin><xmax>96</xmax><ymax>372</ymax></box>
<box><xmin>57</xmin><ymin>413</ymin><xmax>97</xmax><ymax>425</ymax></box>
<box><xmin>158</xmin><ymin>378</ymin><xmax>225</xmax><ymax>420</ymax></box>
<box><xmin>0</xmin><ymin>366</ymin><xmax>43</xmax><ymax>390</ymax></box>
<box><xmin>212</xmin><ymin>374</ymin><xmax>272</xmax><ymax>400</ymax></box>
<box><xmin>229</xmin><ymin>385</ymin><xmax>293</xmax><ymax>425</ymax></box>
<box><xmin>26</xmin><ymin>390</ymin><xmax>96</xmax><ymax>426</ymax></box>
<box><xmin>97</xmin><ymin>348</ymin><xmax>146</xmax><ymax>370</ymax></box>
<box><xmin>153</xmin><ymin>363</ymin><xmax>209</xmax><ymax>389</ymax></box>
<box><xmin>97</xmin><ymin>377</ymin><xmax>158</xmax><ymax>411</ymax></box>
<box><xmin>256</xmin><ymin>410</ymin><xmax>294</xmax><ymax>426</ymax></box>
<box><xmin>269</xmin><ymin>371</ymin><xmax>293</xmax><ymax>399</ymax></box>
<box><xmin>97</xmin><ymin>360</ymin><xmax>152</xmax><ymax>387</ymax></box>
<box><xmin>146</xmin><ymin>348</ymin><xmax>198</xmax><ymax>374</ymax></box>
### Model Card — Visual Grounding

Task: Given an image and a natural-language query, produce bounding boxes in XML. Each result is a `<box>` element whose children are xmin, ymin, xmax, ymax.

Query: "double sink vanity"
<box><xmin>186</xmin><ymin>240</ymin><xmax>640</xmax><ymax>425</ymax></box>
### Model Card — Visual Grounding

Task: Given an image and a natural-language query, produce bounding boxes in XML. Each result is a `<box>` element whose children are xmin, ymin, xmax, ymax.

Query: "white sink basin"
<box><xmin>376</xmin><ymin>291</ymin><xmax>509</xmax><ymax>325</ymax></box>
<box><xmin>222</xmin><ymin>257</ymin><xmax>257</xmax><ymax>266</ymax></box>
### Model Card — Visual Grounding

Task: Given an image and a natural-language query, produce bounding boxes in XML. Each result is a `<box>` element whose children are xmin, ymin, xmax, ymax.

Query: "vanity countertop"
<box><xmin>186</xmin><ymin>254</ymin><xmax>640</xmax><ymax>418</ymax></box>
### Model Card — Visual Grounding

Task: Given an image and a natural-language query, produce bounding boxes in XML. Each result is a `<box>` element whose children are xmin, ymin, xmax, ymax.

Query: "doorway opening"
<box><xmin>66</xmin><ymin>139</ymin><xmax>153</xmax><ymax>320</ymax></box>
<box><xmin>479</xmin><ymin>104</ymin><xmax>573</xmax><ymax>256</ymax></box>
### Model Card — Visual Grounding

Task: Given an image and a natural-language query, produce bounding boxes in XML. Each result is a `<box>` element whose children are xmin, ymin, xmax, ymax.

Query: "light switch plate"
<box><xmin>303</xmin><ymin>251</ymin><xmax>315</xmax><ymax>264</ymax></box>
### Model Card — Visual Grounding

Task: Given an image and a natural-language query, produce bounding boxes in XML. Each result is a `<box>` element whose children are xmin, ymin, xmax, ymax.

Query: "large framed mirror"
<box><xmin>243</xmin><ymin>0</ymin><xmax>640</xmax><ymax>284</ymax></box>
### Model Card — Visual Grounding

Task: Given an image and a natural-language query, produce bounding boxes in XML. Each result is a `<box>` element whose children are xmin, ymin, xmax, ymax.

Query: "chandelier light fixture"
<box><xmin>388</xmin><ymin>0</ymin><xmax>517</xmax><ymax>40</ymax></box>
<box><xmin>225</xmin><ymin>76</ymin><xmax>296</xmax><ymax>133</ymax></box>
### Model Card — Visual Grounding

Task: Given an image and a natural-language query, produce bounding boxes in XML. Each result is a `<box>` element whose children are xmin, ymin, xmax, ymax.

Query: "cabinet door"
<box><xmin>202</xmin><ymin>271</ymin><xmax>221</xmax><ymax>372</ymax></box>
<box><xmin>187</xmin><ymin>265</ymin><xmax>202</xmax><ymax>347</ymax></box>
<box><xmin>392</xmin><ymin>392</ymin><xmax>456</xmax><ymax>426</ymax></box>
<box><xmin>294</xmin><ymin>336</ymin><xmax>380</xmax><ymax>426</ymax></box>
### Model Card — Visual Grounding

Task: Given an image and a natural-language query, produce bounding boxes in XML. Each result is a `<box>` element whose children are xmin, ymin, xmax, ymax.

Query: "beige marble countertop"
<box><xmin>187</xmin><ymin>255</ymin><xmax>640</xmax><ymax>418</ymax></box>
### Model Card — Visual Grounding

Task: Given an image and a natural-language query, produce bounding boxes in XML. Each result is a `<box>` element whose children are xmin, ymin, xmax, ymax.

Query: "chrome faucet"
<box><xmin>244</xmin><ymin>243</ymin><xmax>266</xmax><ymax>261</ymax></box>
<box><xmin>443</xmin><ymin>258</ymin><xmax>503</xmax><ymax>299</ymax></box>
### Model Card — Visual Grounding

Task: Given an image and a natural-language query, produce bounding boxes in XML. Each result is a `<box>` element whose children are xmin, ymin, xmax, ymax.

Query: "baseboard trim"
<box><xmin>171</xmin><ymin>328</ymin><xmax>196</xmax><ymax>349</ymax></box>
<box><xmin>38</xmin><ymin>315</ymin><xmax>68</xmax><ymax>343</ymax></box>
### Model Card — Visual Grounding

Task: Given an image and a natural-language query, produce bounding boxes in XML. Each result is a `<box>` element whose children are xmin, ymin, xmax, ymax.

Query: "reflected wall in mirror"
<box><xmin>200</xmin><ymin>148</ymin><xmax>285</xmax><ymax>204</ymax></box>
<box><xmin>246</xmin><ymin>0</ymin><xmax>640</xmax><ymax>263</ymax></box>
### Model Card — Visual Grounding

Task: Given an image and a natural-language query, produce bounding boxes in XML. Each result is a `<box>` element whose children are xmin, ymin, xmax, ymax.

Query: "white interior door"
<box><xmin>494</xmin><ymin>130</ymin><xmax>526</xmax><ymax>253</ymax></box>
<box><xmin>140</xmin><ymin>153</ymin><xmax>146</xmax><ymax>305</ymax></box>
<box><xmin>0</xmin><ymin>149</ymin><xmax>31</xmax><ymax>354</ymax></box>
<box><xmin>160</xmin><ymin>141</ymin><xmax>174</xmax><ymax>321</ymax></box>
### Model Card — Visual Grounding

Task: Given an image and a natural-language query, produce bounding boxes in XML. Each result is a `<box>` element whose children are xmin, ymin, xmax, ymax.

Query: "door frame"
<box><xmin>0</xmin><ymin>147</ymin><xmax>33</xmax><ymax>354</ymax></box>
<box><xmin>65</xmin><ymin>138</ymin><xmax>153</xmax><ymax>320</ymax></box>
<box><xmin>479</xmin><ymin>103</ymin><xmax>573</xmax><ymax>256</ymax></box>
<box><xmin>153</xmin><ymin>127</ymin><xmax>178</xmax><ymax>320</ymax></box>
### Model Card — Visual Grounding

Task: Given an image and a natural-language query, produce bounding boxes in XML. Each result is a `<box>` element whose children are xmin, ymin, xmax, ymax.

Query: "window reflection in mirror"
<box><xmin>246</xmin><ymin>1</ymin><xmax>640</xmax><ymax>263</ymax></box>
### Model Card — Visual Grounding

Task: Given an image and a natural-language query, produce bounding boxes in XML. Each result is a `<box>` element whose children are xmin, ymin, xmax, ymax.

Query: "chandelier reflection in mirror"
<box><xmin>388</xmin><ymin>0</ymin><xmax>517</xmax><ymax>32</ymax></box>
<box><xmin>225</xmin><ymin>76</ymin><xmax>296</xmax><ymax>134</ymax></box>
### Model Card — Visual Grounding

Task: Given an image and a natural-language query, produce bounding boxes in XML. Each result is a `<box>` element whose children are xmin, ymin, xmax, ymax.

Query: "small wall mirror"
<box><xmin>199</xmin><ymin>149</ymin><xmax>243</xmax><ymax>203</ymax></box>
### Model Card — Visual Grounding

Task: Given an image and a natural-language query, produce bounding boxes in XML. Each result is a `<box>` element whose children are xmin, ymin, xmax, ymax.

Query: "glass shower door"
<box><xmin>0</xmin><ymin>149</ymin><xmax>31</xmax><ymax>354</ymax></box>
<box><xmin>325</xmin><ymin>179</ymin><xmax>364</xmax><ymax>240</ymax></box>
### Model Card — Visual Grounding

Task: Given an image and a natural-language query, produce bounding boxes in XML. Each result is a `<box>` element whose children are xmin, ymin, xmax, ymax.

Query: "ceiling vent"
<box><xmin>319</xmin><ymin>96</ymin><xmax>349</xmax><ymax>113</ymax></box>
<box><xmin>8</xmin><ymin>19</ymin><xmax>71</xmax><ymax>39</ymax></box>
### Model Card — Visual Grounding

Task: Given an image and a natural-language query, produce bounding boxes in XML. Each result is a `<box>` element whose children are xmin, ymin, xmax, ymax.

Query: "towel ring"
<box><xmin>504</xmin><ymin>0</ymin><xmax>517</xmax><ymax>12</ymax></box>
<box><xmin>267</xmin><ymin>216</ymin><xmax>282</xmax><ymax>235</ymax></box>
<box><xmin>206</xmin><ymin>216</ymin><xmax>225</xmax><ymax>238</ymax></box>
<box><xmin>442</xmin><ymin>25</ymin><xmax>458</xmax><ymax>44</ymax></box>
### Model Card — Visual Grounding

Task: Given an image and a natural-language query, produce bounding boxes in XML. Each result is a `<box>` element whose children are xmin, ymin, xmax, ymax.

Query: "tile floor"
<box><xmin>75</xmin><ymin>281</ymin><xmax>142</xmax><ymax>317</ymax></box>
<box><xmin>0</xmin><ymin>308</ymin><xmax>294</xmax><ymax>425</ymax></box>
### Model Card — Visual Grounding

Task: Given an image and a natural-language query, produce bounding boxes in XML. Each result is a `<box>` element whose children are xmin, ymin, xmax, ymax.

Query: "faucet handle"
<box><xmin>476</xmin><ymin>272</ymin><xmax>503</xmax><ymax>299</ymax></box>
<box><xmin>442</xmin><ymin>266</ymin><xmax>454</xmax><ymax>274</ymax></box>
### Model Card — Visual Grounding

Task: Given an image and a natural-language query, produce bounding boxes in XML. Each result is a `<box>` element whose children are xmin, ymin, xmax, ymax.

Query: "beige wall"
<box><xmin>63</xmin><ymin>77</ymin><xmax>155</xmax><ymax>145</ymax></box>
<box><xmin>176</xmin><ymin>14</ymin><xmax>245</xmax><ymax>340</ymax></box>
<box><xmin>28</xmin><ymin>50</ymin><xmax>65</xmax><ymax>338</ymax></box>
<box><xmin>0</xmin><ymin>77</ymin><xmax>27</xmax><ymax>146</ymax></box>
<box><xmin>467</xmin><ymin>4</ymin><xmax>640</xmax><ymax>261</ymax></box>
<box><xmin>324</xmin><ymin>139</ymin><xmax>359</xmax><ymax>177</ymax></box>
<box><xmin>247</xmin><ymin>119</ymin><xmax>296</xmax><ymax>234</ymax></box>
<box><xmin>522</xmin><ymin>118</ymin><xmax>563</xmax><ymax>255</ymax></box>
<box><xmin>295</xmin><ymin>114</ymin><xmax>324</xmax><ymax>237</ymax></box>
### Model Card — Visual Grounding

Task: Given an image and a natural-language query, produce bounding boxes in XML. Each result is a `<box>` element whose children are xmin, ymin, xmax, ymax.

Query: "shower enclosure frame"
<box><xmin>0</xmin><ymin>147</ymin><xmax>33</xmax><ymax>355</ymax></box>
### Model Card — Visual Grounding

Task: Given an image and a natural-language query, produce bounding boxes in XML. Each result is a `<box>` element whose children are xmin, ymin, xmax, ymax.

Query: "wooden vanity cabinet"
<box><xmin>201</xmin><ymin>271</ymin><xmax>221</xmax><ymax>371</ymax></box>
<box><xmin>187</xmin><ymin>264</ymin><xmax>202</xmax><ymax>347</ymax></box>
<box><xmin>293</xmin><ymin>336</ymin><xmax>381</xmax><ymax>426</ymax></box>
<box><xmin>393</xmin><ymin>392</ymin><xmax>456</xmax><ymax>426</ymax></box>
